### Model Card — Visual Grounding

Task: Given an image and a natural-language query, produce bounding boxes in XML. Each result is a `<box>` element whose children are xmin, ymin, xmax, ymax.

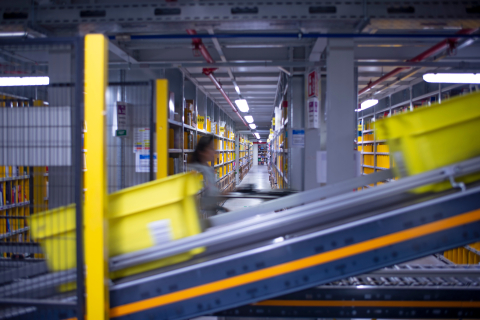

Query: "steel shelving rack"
<box><xmin>0</xmin><ymin>96</ymin><xmax>45</xmax><ymax>259</ymax></box>
<box><xmin>357</xmin><ymin>78</ymin><xmax>480</xmax><ymax>261</ymax></box>
<box><xmin>165</xmin><ymin>69</ymin><xmax>238</xmax><ymax>193</ymax></box>
<box><xmin>237</xmin><ymin>135</ymin><xmax>252</xmax><ymax>184</ymax></box>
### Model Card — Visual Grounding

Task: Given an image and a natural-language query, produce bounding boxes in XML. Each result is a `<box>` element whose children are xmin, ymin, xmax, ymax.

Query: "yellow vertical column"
<box><xmin>84</xmin><ymin>34</ymin><xmax>109</xmax><ymax>320</ymax></box>
<box><xmin>156</xmin><ymin>79</ymin><xmax>168</xmax><ymax>180</ymax></box>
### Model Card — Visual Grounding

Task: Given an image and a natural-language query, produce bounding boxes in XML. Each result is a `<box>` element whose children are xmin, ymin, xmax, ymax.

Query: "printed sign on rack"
<box><xmin>307</xmin><ymin>97</ymin><xmax>319</xmax><ymax>129</ymax></box>
<box><xmin>308</xmin><ymin>70</ymin><xmax>319</xmax><ymax>98</ymax></box>
<box><xmin>292</xmin><ymin>129</ymin><xmax>305</xmax><ymax>148</ymax></box>
<box><xmin>133</xmin><ymin>128</ymin><xmax>150</xmax><ymax>153</ymax></box>
<box><xmin>135</xmin><ymin>152</ymin><xmax>157</xmax><ymax>173</ymax></box>
<box><xmin>197</xmin><ymin>116</ymin><xmax>205</xmax><ymax>130</ymax></box>
<box><xmin>115</xmin><ymin>102</ymin><xmax>129</xmax><ymax>137</ymax></box>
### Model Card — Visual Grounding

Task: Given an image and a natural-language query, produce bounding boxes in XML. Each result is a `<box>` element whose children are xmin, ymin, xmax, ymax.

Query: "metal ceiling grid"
<box><xmin>1</xmin><ymin>1</ymin><xmax>480</xmax><ymax>27</ymax></box>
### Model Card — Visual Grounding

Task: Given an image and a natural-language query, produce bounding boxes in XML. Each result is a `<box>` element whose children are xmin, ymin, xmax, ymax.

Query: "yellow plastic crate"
<box><xmin>30</xmin><ymin>172</ymin><xmax>204</xmax><ymax>279</ymax></box>
<box><xmin>376</xmin><ymin>91</ymin><xmax>480</xmax><ymax>193</ymax></box>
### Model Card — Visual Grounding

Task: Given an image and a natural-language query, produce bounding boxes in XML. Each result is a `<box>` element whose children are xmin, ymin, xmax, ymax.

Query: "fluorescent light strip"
<box><xmin>254</xmin><ymin>133</ymin><xmax>260</xmax><ymax>139</ymax></box>
<box><xmin>0</xmin><ymin>32</ymin><xmax>26</xmax><ymax>37</ymax></box>
<box><xmin>0</xmin><ymin>76</ymin><xmax>49</xmax><ymax>86</ymax></box>
<box><xmin>356</xmin><ymin>99</ymin><xmax>378</xmax><ymax>112</ymax></box>
<box><xmin>235</xmin><ymin>99</ymin><xmax>249</xmax><ymax>112</ymax></box>
<box><xmin>423</xmin><ymin>73</ymin><xmax>480</xmax><ymax>84</ymax></box>
<box><xmin>249</xmin><ymin>124</ymin><xmax>256</xmax><ymax>129</ymax></box>
<box><xmin>244</xmin><ymin>115</ymin><xmax>254</xmax><ymax>123</ymax></box>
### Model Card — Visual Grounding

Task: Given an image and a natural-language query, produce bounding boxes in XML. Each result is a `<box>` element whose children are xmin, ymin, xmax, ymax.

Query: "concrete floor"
<box><xmin>223</xmin><ymin>165</ymin><xmax>271</xmax><ymax>212</ymax></box>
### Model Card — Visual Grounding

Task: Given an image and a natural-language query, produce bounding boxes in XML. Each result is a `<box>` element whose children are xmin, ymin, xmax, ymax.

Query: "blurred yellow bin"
<box><xmin>30</xmin><ymin>172</ymin><xmax>204</xmax><ymax>279</ymax></box>
<box><xmin>376</xmin><ymin>91</ymin><xmax>480</xmax><ymax>193</ymax></box>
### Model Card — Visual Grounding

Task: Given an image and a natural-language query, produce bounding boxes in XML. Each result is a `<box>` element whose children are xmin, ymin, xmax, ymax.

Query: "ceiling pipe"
<box><xmin>359</xmin><ymin>28</ymin><xmax>478</xmax><ymax>95</ymax></box>
<box><xmin>371</xmin><ymin>36</ymin><xmax>477</xmax><ymax>97</ymax></box>
<box><xmin>187</xmin><ymin>29</ymin><xmax>249</xmax><ymax>127</ymax></box>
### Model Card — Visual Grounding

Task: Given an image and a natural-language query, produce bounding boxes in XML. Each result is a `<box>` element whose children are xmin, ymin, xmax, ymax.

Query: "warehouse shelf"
<box><xmin>0</xmin><ymin>226</ymin><xmax>30</xmax><ymax>240</ymax></box>
<box><xmin>183</xmin><ymin>124</ymin><xmax>195</xmax><ymax>131</ymax></box>
<box><xmin>0</xmin><ymin>201</ymin><xmax>30</xmax><ymax>211</ymax></box>
<box><xmin>168</xmin><ymin>119</ymin><xmax>183</xmax><ymax>127</ymax></box>
<box><xmin>0</xmin><ymin>175</ymin><xmax>29</xmax><ymax>182</ymax></box>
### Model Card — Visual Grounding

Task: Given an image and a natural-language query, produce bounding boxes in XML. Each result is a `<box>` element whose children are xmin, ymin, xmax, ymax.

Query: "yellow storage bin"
<box><xmin>376</xmin><ymin>91</ymin><xmax>480</xmax><ymax>193</ymax></box>
<box><xmin>30</xmin><ymin>172</ymin><xmax>204</xmax><ymax>279</ymax></box>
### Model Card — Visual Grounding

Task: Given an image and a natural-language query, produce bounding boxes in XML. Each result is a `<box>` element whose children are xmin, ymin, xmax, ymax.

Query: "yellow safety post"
<box><xmin>85</xmin><ymin>34</ymin><xmax>109</xmax><ymax>320</ymax></box>
<box><xmin>156</xmin><ymin>79</ymin><xmax>168</xmax><ymax>179</ymax></box>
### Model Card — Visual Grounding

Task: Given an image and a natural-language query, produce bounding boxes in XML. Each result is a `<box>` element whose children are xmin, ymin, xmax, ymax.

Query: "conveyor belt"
<box><xmin>2</xmin><ymin>157</ymin><xmax>480</xmax><ymax>319</ymax></box>
<box><xmin>218</xmin><ymin>265</ymin><xmax>480</xmax><ymax>319</ymax></box>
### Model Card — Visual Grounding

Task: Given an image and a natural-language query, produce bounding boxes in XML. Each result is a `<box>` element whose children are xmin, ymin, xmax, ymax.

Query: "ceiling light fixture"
<box><xmin>254</xmin><ymin>132</ymin><xmax>260</xmax><ymax>139</ymax></box>
<box><xmin>244</xmin><ymin>115</ymin><xmax>254</xmax><ymax>123</ymax></box>
<box><xmin>0</xmin><ymin>76</ymin><xmax>49</xmax><ymax>86</ymax></box>
<box><xmin>423</xmin><ymin>73</ymin><xmax>480</xmax><ymax>84</ymax></box>
<box><xmin>249</xmin><ymin>123</ymin><xmax>256</xmax><ymax>129</ymax></box>
<box><xmin>235</xmin><ymin>99</ymin><xmax>249</xmax><ymax>112</ymax></box>
<box><xmin>234</xmin><ymin>84</ymin><xmax>241</xmax><ymax>95</ymax></box>
<box><xmin>356</xmin><ymin>99</ymin><xmax>378</xmax><ymax>112</ymax></box>
<box><xmin>0</xmin><ymin>32</ymin><xmax>27</xmax><ymax>37</ymax></box>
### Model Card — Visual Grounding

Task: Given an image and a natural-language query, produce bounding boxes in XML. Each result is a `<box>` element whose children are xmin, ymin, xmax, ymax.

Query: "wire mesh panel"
<box><xmin>0</xmin><ymin>39</ymin><xmax>84</xmax><ymax>319</ymax></box>
<box><xmin>106</xmin><ymin>81</ymin><xmax>154</xmax><ymax>193</ymax></box>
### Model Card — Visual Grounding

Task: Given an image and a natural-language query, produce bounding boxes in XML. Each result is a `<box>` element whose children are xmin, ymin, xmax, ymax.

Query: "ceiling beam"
<box><xmin>109</xmin><ymin>60</ymin><xmax>318</xmax><ymax>68</ymax></box>
<box><xmin>108</xmin><ymin>41</ymin><xmax>158</xmax><ymax>79</ymax></box>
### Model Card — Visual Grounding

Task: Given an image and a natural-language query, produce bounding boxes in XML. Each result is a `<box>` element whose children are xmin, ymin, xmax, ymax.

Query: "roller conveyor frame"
<box><xmin>217</xmin><ymin>267</ymin><xmax>480</xmax><ymax>319</ymax></box>
<box><xmin>2</xmin><ymin>157</ymin><xmax>480</xmax><ymax>319</ymax></box>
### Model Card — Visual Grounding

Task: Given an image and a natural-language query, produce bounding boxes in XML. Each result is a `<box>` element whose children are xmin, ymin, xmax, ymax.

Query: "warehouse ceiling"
<box><xmin>1</xmin><ymin>0</ymin><xmax>480</xmax><ymax>138</ymax></box>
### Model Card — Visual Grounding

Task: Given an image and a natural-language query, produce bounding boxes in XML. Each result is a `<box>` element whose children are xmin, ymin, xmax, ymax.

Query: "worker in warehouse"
<box><xmin>189</xmin><ymin>135</ymin><xmax>229</xmax><ymax>218</ymax></box>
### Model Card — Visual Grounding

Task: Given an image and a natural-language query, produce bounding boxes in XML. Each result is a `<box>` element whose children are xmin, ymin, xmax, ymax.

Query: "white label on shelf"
<box><xmin>317</xmin><ymin>151</ymin><xmax>327</xmax><ymax>184</ymax></box>
<box><xmin>148</xmin><ymin>219</ymin><xmax>173</xmax><ymax>245</ymax></box>
<box><xmin>292</xmin><ymin>129</ymin><xmax>305</xmax><ymax>148</ymax></box>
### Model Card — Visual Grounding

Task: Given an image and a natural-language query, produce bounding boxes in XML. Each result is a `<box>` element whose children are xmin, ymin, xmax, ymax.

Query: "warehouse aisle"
<box><xmin>223</xmin><ymin>165</ymin><xmax>271</xmax><ymax>211</ymax></box>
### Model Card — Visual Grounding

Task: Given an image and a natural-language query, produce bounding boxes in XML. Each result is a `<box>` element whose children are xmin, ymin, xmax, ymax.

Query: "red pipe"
<box><xmin>186</xmin><ymin>29</ymin><xmax>249</xmax><ymax>127</ymax></box>
<box><xmin>358</xmin><ymin>28</ymin><xmax>477</xmax><ymax>95</ymax></box>
<box><xmin>187</xmin><ymin>29</ymin><xmax>215</xmax><ymax>64</ymax></box>
<box><xmin>206</xmin><ymin>73</ymin><xmax>248</xmax><ymax>127</ymax></box>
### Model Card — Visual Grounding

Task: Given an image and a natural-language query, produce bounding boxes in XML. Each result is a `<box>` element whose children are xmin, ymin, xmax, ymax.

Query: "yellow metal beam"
<box><xmin>84</xmin><ymin>34</ymin><xmax>109</xmax><ymax>320</ymax></box>
<box><xmin>156</xmin><ymin>79</ymin><xmax>168</xmax><ymax>179</ymax></box>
